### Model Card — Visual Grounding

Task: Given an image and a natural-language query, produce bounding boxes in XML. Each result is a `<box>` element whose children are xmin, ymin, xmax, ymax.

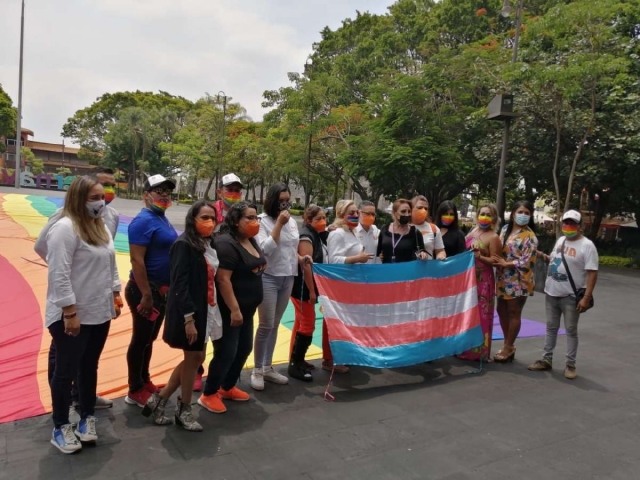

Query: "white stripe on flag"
<box><xmin>320</xmin><ymin>287</ymin><xmax>478</xmax><ymax>327</ymax></box>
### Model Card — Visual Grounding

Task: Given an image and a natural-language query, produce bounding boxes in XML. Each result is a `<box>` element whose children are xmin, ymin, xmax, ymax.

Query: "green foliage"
<box><xmin>56</xmin><ymin>167</ymin><xmax>72</xmax><ymax>176</ymax></box>
<box><xmin>22</xmin><ymin>147</ymin><xmax>44</xmax><ymax>174</ymax></box>
<box><xmin>0</xmin><ymin>84</ymin><xmax>17</xmax><ymax>154</ymax></box>
<box><xmin>599</xmin><ymin>256</ymin><xmax>635</xmax><ymax>268</ymax></box>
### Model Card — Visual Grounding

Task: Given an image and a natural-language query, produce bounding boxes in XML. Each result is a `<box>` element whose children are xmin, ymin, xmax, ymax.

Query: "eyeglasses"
<box><xmin>224</xmin><ymin>186</ymin><xmax>242</xmax><ymax>193</ymax></box>
<box><xmin>361</xmin><ymin>212</ymin><xmax>376</xmax><ymax>217</ymax></box>
<box><xmin>150</xmin><ymin>188</ymin><xmax>173</xmax><ymax>195</ymax></box>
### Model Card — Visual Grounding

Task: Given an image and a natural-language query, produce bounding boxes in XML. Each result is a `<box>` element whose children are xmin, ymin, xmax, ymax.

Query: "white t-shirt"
<box><xmin>256</xmin><ymin>214</ymin><xmax>299</xmax><ymax>276</ymax></box>
<box><xmin>545</xmin><ymin>236</ymin><xmax>599</xmax><ymax>298</ymax></box>
<box><xmin>355</xmin><ymin>224</ymin><xmax>381</xmax><ymax>264</ymax></box>
<box><xmin>415</xmin><ymin>222</ymin><xmax>444</xmax><ymax>258</ymax></box>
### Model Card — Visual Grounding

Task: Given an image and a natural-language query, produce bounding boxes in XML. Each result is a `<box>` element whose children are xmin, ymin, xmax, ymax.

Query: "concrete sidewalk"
<box><xmin>1</xmin><ymin>266</ymin><xmax>640</xmax><ymax>480</ymax></box>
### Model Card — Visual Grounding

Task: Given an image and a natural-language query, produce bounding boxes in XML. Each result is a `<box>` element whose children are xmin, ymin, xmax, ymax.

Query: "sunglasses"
<box><xmin>150</xmin><ymin>188</ymin><xmax>173</xmax><ymax>195</ymax></box>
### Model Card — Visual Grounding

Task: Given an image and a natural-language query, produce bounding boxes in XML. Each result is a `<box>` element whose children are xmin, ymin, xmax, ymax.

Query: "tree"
<box><xmin>0</xmin><ymin>84</ymin><xmax>17</xmax><ymax>154</ymax></box>
<box><xmin>22</xmin><ymin>147</ymin><xmax>44</xmax><ymax>174</ymax></box>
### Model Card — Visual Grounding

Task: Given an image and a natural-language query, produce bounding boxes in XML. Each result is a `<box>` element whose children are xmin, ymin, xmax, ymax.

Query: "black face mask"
<box><xmin>399</xmin><ymin>215</ymin><xmax>411</xmax><ymax>225</ymax></box>
<box><xmin>279</xmin><ymin>201</ymin><xmax>291</xmax><ymax>211</ymax></box>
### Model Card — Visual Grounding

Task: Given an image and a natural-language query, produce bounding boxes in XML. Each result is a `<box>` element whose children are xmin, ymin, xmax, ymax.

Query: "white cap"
<box><xmin>221</xmin><ymin>173</ymin><xmax>243</xmax><ymax>187</ymax></box>
<box><xmin>144</xmin><ymin>174</ymin><xmax>176</xmax><ymax>191</ymax></box>
<box><xmin>562</xmin><ymin>210</ymin><xmax>581</xmax><ymax>223</ymax></box>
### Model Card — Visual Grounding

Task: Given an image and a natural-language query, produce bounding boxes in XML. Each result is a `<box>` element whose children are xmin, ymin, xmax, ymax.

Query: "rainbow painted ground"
<box><xmin>0</xmin><ymin>193</ymin><xmax>324</xmax><ymax>424</ymax></box>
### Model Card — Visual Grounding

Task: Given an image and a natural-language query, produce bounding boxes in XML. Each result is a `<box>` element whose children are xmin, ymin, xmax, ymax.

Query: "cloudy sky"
<box><xmin>1</xmin><ymin>0</ymin><xmax>390</xmax><ymax>145</ymax></box>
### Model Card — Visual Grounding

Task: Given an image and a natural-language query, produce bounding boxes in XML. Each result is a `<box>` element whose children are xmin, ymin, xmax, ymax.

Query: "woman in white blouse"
<box><xmin>325</xmin><ymin>200</ymin><xmax>372</xmax><ymax>372</ymax></box>
<box><xmin>253</xmin><ymin>183</ymin><xmax>300</xmax><ymax>390</ymax></box>
<box><xmin>45</xmin><ymin>176</ymin><xmax>121</xmax><ymax>454</ymax></box>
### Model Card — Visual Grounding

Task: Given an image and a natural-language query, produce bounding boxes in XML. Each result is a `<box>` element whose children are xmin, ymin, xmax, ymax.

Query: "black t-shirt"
<box><xmin>292</xmin><ymin>224</ymin><xmax>326</xmax><ymax>301</ymax></box>
<box><xmin>377</xmin><ymin>224</ymin><xmax>425</xmax><ymax>264</ymax></box>
<box><xmin>214</xmin><ymin>233</ymin><xmax>267</xmax><ymax>310</ymax></box>
<box><xmin>442</xmin><ymin>229</ymin><xmax>466</xmax><ymax>258</ymax></box>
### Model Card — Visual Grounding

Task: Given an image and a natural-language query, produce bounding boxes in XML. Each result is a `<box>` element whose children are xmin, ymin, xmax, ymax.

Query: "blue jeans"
<box><xmin>254</xmin><ymin>274</ymin><xmax>294</xmax><ymax>369</ymax></box>
<box><xmin>543</xmin><ymin>294</ymin><xmax>580</xmax><ymax>365</ymax></box>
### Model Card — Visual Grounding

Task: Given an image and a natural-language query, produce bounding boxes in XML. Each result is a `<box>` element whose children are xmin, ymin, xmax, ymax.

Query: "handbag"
<box><xmin>560</xmin><ymin>240</ymin><xmax>594</xmax><ymax>310</ymax></box>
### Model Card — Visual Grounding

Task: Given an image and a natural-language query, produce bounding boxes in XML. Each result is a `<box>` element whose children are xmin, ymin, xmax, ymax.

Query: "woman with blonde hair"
<box><xmin>45</xmin><ymin>176</ymin><xmax>121</xmax><ymax>454</ymax></box>
<box><xmin>325</xmin><ymin>200</ymin><xmax>372</xmax><ymax>372</ymax></box>
<box><xmin>458</xmin><ymin>203</ymin><xmax>502</xmax><ymax>362</ymax></box>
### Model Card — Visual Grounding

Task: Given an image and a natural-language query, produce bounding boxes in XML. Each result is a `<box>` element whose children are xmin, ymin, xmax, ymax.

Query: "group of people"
<box><xmin>37</xmin><ymin>169</ymin><xmax>598</xmax><ymax>455</ymax></box>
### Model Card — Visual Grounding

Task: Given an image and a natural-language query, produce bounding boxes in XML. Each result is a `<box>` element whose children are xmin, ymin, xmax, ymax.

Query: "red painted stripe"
<box><xmin>0</xmin><ymin>254</ymin><xmax>46</xmax><ymax>423</ymax></box>
<box><xmin>315</xmin><ymin>267</ymin><xmax>476</xmax><ymax>304</ymax></box>
<box><xmin>324</xmin><ymin>307</ymin><xmax>481</xmax><ymax>348</ymax></box>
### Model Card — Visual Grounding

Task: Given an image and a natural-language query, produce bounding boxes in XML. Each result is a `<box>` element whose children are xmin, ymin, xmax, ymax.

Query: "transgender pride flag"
<box><xmin>312</xmin><ymin>251</ymin><xmax>483</xmax><ymax>368</ymax></box>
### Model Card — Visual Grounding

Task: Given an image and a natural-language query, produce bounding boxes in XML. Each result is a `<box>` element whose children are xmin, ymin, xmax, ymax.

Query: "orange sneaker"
<box><xmin>219</xmin><ymin>386</ymin><xmax>250</xmax><ymax>402</ymax></box>
<box><xmin>197</xmin><ymin>393</ymin><xmax>227</xmax><ymax>413</ymax></box>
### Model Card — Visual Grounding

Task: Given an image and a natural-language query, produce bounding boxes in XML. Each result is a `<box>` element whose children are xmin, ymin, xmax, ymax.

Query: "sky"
<box><xmin>0</xmin><ymin>0</ymin><xmax>391</xmax><ymax>146</ymax></box>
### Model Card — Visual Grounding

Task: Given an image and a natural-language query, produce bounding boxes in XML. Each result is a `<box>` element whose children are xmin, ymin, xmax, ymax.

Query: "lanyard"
<box><xmin>391</xmin><ymin>228</ymin><xmax>405</xmax><ymax>263</ymax></box>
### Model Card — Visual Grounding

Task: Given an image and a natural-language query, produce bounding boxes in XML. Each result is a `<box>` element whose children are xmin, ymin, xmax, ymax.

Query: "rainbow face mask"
<box><xmin>150</xmin><ymin>198</ymin><xmax>172</xmax><ymax>215</ymax></box>
<box><xmin>103</xmin><ymin>186</ymin><xmax>116</xmax><ymax>205</ymax></box>
<box><xmin>440</xmin><ymin>214</ymin><xmax>455</xmax><ymax>226</ymax></box>
<box><xmin>222</xmin><ymin>192</ymin><xmax>242</xmax><ymax>207</ymax></box>
<box><xmin>478</xmin><ymin>215</ymin><xmax>493</xmax><ymax>229</ymax></box>
<box><xmin>562</xmin><ymin>224</ymin><xmax>579</xmax><ymax>238</ymax></box>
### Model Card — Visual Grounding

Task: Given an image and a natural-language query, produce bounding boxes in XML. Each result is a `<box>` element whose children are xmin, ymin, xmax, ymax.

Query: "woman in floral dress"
<box><xmin>458</xmin><ymin>204</ymin><xmax>502</xmax><ymax>362</ymax></box>
<box><xmin>492</xmin><ymin>200</ymin><xmax>538</xmax><ymax>363</ymax></box>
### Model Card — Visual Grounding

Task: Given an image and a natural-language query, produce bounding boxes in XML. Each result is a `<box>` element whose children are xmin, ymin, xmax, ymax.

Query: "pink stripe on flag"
<box><xmin>315</xmin><ymin>267</ymin><xmax>476</xmax><ymax>305</ymax></box>
<box><xmin>325</xmin><ymin>307</ymin><xmax>481</xmax><ymax>348</ymax></box>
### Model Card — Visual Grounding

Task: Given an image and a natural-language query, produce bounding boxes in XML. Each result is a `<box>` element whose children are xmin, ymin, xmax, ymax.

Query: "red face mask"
<box><xmin>196</xmin><ymin>219</ymin><xmax>215</xmax><ymax>237</ymax></box>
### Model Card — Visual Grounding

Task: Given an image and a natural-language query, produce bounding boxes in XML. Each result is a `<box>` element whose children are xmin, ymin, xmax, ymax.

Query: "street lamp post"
<box><xmin>493</xmin><ymin>0</ymin><xmax>524</xmax><ymax>219</ymax></box>
<box><xmin>304</xmin><ymin>57</ymin><xmax>313</xmax><ymax>207</ymax></box>
<box><xmin>217</xmin><ymin>91</ymin><xmax>227</xmax><ymax>184</ymax></box>
<box><xmin>14</xmin><ymin>0</ymin><xmax>25</xmax><ymax>189</ymax></box>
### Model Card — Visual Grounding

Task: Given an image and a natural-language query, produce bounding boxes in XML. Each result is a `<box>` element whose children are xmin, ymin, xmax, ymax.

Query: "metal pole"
<box><xmin>496</xmin><ymin>118</ymin><xmax>511</xmax><ymax>218</ymax></box>
<box><xmin>511</xmin><ymin>0</ymin><xmax>523</xmax><ymax>63</ymax></box>
<box><xmin>217</xmin><ymin>92</ymin><xmax>226</xmax><ymax>181</ymax></box>
<box><xmin>14</xmin><ymin>0</ymin><xmax>25</xmax><ymax>188</ymax></box>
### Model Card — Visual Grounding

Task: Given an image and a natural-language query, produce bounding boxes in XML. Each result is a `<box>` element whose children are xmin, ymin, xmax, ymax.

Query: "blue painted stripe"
<box><xmin>329</xmin><ymin>325</ymin><xmax>484</xmax><ymax>368</ymax></box>
<box><xmin>313</xmin><ymin>251</ymin><xmax>474</xmax><ymax>284</ymax></box>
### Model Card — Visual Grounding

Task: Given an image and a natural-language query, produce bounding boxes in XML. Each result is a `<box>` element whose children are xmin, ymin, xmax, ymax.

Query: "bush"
<box><xmin>289</xmin><ymin>209</ymin><xmax>304</xmax><ymax>216</ymax></box>
<box><xmin>599</xmin><ymin>256</ymin><xmax>634</xmax><ymax>268</ymax></box>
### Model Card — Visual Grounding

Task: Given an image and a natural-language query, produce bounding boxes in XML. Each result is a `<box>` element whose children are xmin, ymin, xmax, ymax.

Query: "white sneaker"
<box><xmin>68</xmin><ymin>405</ymin><xmax>81</xmax><ymax>426</ymax></box>
<box><xmin>75</xmin><ymin>415</ymin><xmax>98</xmax><ymax>442</ymax></box>
<box><xmin>250</xmin><ymin>369</ymin><xmax>265</xmax><ymax>391</ymax></box>
<box><xmin>51</xmin><ymin>424</ymin><xmax>82</xmax><ymax>454</ymax></box>
<box><xmin>263</xmin><ymin>366</ymin><xmax>289</xmax><ymax>385</ymax></box>
<box><xmin>94</xmin><ymin>395</ymin><xmax>113</xmax><ymax>409</ymax></box>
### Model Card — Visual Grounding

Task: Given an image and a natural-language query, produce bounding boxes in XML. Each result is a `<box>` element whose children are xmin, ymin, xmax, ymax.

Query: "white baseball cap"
<box><xmin>220</xmin><ymin>173</ymin><xmax>243</xmax><ymax>187</ymax></box>
<box><xmin>562</xmin><ymin>210</ymin><xmax>581</xmax><ymax>223</ymax></box>
<box><xmin>144</xmin><ymin>174</ymin><xmax>176</xmax><ymax>191</ymax></box>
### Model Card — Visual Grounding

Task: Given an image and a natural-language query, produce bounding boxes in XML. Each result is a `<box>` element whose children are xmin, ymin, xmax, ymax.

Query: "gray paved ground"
<box><xmin>2</xmin><ymin>186</ymin><xmax>640</xmax><ymax>479</ymax></box>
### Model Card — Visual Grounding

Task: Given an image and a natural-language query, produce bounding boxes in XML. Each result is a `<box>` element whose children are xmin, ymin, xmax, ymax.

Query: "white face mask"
<box><xmin>86</xmin><ymin>200</ymin><xmax>106</xmax><ymax>218</ymax></box>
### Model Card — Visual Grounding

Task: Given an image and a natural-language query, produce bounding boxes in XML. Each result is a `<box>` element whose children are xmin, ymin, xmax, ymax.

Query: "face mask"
<box><xmin>346</xmin><ymin>215</ymin><xmax>359</xmax><ymax>228</ymax></box>
<box><xmin>562</xmin><ymin>224</ymin><xmax>579</xmax><ymax>238</ymax></box>
<box><xmin>86</xmin><ymin>200</ymin><xmax>106</xmax><ymax>218</ymax></box>
<box><xmin>103</xmin><ymin>186</ymin><xmax>116</xmax><ymax>205</ymax></box>
<box><xmin>412</xmin><ymin>209</ymin><xmax>428</xmax><ymax>225</ymax></box>
<box><xmin>477</xmin><ymin>215</ymin><xmax>493</xmax><ymax>229</ymax></box>
<box><xmin>279</xmin><ymin>201</ymin><xmax>292</xmax><ymax>211</ymax></box>
<box><xmin>149</xmin><ymin>197</ymin><xmax>172</xmax><ymax>215</ymax></box>
<box><xmin>242</xmin><ymin>220</ymin><xmax>260</xmax><ymax>238</ymax></box>
<box><xmin>440</xmin><ymin>214</ymin><xmax>455</xmax><ymax>226</ymax></box>
<box><xmin>312</xmin><ymin>219</ymin><xmax>327</xmax><ymax>233</ymax></box>
<box><xmin>196</xmin><ymin>219</ymin><xmax>215</xmax><ymax>237</ymax></box>
<box><xmin>398</xmin><ymin>215</ymin><xmax>411</xmax><ymax>225</ymax></box>
<box><xmin>222</xmin><ymin>192</ymin><xmax>242</xmax><ymax>207</ymax></box>
<box><xmin>360</xmin><ymin>215</ymin><xmax>375</xmax><ymax>227</ymax></box>
<box><xmin>515</xmin><ymin>214</ymin><xmax>530</xmax><ymax>226</ymax></box>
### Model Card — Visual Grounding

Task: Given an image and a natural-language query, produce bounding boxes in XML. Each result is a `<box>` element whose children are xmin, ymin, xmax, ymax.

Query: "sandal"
<box><xmin>493</xmin><ymin>346</ymin><xmax>516</xmax><ymax>363</ymax></box>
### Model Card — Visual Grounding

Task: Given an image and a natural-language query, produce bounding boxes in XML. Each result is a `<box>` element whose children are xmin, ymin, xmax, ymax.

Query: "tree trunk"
<box><xmin>204</xmin><ymin>175</ymin><xmax>216</xmax><ymax>200</ymax></box>
<box><xmin>552</xmin><ymin>95</ymin><xmax>563</xmax><ymax>239</ymax></box>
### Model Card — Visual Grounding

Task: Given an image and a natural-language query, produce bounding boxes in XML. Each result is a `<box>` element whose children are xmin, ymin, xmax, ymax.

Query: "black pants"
<box><xmin>49</xmin><ymin>319</ymin><xmax>111</xmax><ymax>428</ymax></box>
<box><xmin>48</xmin><ymin>340</ymin><xmax>79</xmax><ymax>403</ymax></box>
<box><xmin>125</xmin><ymin>280</ymin><xmax>166</xmax><ymax>393</ymax></box>
<box><xmin>203</xmin><ymin>303</ymin><xmax>256</xmax><ymax>395</ymax></box>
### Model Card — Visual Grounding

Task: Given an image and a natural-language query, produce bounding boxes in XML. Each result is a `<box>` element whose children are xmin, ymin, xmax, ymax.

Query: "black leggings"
<box><xmin>49</xmin><ymin>319</ymin><xmax>111</xmax><ymax>428</ymax></box>
<box><xmin>48</xmin><ymin>339</ymin><xmax>79</xmax><ymax>402</ymax></box>
<box><xmin>125</xmin><ymin>281</ymin><xmax>166</xmax><ymax>393</ymax></box>
<box><xmin>203</xmin><ymin>303</ymin><xmax>256</xmax><ymax>395</ymax></box>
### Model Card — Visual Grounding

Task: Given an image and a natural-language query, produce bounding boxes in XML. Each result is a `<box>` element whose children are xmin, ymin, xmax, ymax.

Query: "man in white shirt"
<box><xmin>35</xmin><ymin>167</ymin><xmax>120</xmax><ymax>413</ymax></box>
<box><xmin>212</xmin><ymin>173</ymin><xmax>244</xmax><ymax>231</ymax></box>
<box><xmin>528</xmin><ymin>210</ymin><xmax>598</xmax><ymax>379</ymax></box>
<box><xmin>355</xmin><ymin>201</ymin><xmax>381</xmax><ymax>264</ymax></box>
